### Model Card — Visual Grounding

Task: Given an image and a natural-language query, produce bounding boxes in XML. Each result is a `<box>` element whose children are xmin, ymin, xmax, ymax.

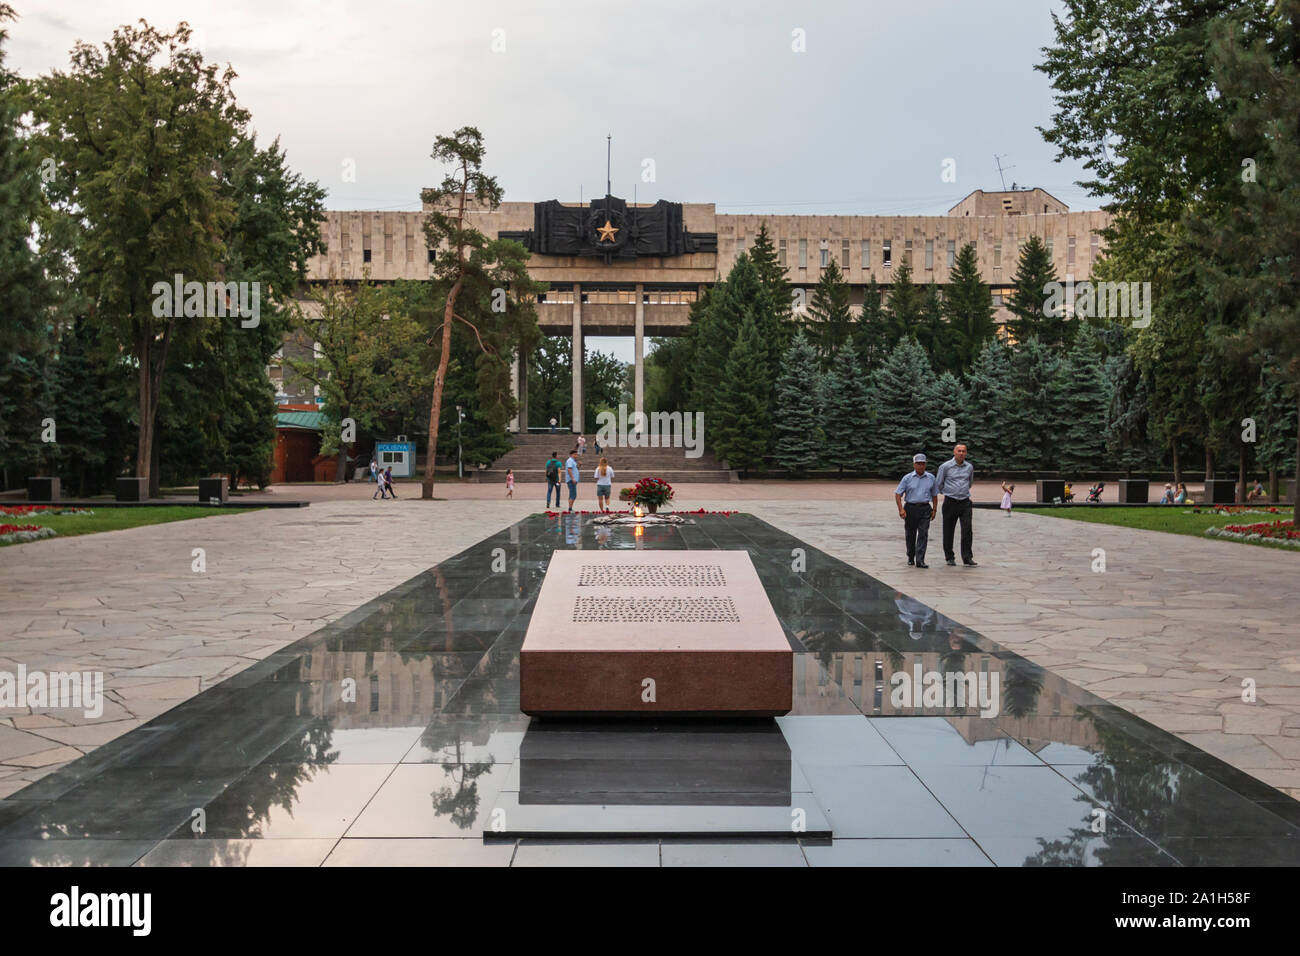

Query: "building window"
<box><xmin>946</xmin><ymin>239</ymin><xmax>955</xmax><ymax>269</ymax></box>
<box><xmin>736</xmin><ymin>236</ymin><xmax>746</xmax><ymax>256</ymax></box>
<box><xmin>993</xmin><ymin>242</ymin><xmax>1001</xmax><ymax>268</ymax></box>
<box><xmin>842</xmin><ymin>239</ymin><xmax>850</xmax><ymax>269</ymax></box>
<box><xmin>883</xmin><ymin>240</ymin><xmax>892</xmax><ymax>268</ymax></box>
<box><xmin>1090</xmin><ymin>234</ymin><xmax>1100</xmax><ymax>263</ymax></box>
<box><xmin>778</xmin><ymin>239</ymin><xmax>787</xmax><ymax>266</ymax></box>
<box><xmin>363</xmin><ymin>248</ymin><xmax>372</xmax><ymax>263</ymax></box>
<box><xmin>904</xmin><ymin>239</ymin><xmax>912</xmax><ymax>266</ymax></box>
<box><xmin>861</xmin><ymin>239</ymin><xmax>870</xmax><ymax>268</ymax></box>
<box><xmin>925</xmin><ymin>239</ymin><xmax>934</xmax><ymax>270</ymax></box>
<box><xmin>1045</xmin><ymin>237</ymin><xmax>1054</xmax><ymax>259</ymax></box>
<box><xmin>427</xmin><ymin>248</ymin><xmax>436</xmax><ymax>264</ymax></box>
<box><xmin>1067</xmin><ymin>236</ymin><xmax>1076</xmax><ymax>265</ymax></box>
<box><xmin>799</xmin><ymin>239</ymin><xmax>808</xmax><ymax>268</ymax></box>
<box><xmin>820</xmin><ymin>244</ymin><xmax>828</xmax><ymax>268</ymax></box>
<box><xmin>992</xmin><ymin>293</ymin><xmax>1004</xmax><ymax>307</ymax></box>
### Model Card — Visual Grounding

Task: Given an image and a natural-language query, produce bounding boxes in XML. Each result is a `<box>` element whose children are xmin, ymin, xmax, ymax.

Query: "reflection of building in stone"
<box><xmin>292</xmin><ymin>649</ymin><xmax>482</xmax><ymax>725</ymax></box>
<box><xmin>299</xmin><ymin>187</ymin><xmax>1110</xmax><ymax>433</ymax></box>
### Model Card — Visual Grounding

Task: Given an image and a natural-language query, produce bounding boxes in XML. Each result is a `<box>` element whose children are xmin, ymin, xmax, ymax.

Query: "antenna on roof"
<box><xmin>994</xmin><ymin>154</ymin><xmax>1015</xmax><ymax>191</ymax></box>
<box><xmin>606</xmin><ymin>134</ymin><xmax>612</xmax><ymax>198</ymax></box>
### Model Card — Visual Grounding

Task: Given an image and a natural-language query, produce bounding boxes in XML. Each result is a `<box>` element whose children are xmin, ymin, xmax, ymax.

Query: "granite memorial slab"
<box><xmin>520</xmin><ymin>551</ymin><xmax>793</xmax><ymax>717</ymax></box>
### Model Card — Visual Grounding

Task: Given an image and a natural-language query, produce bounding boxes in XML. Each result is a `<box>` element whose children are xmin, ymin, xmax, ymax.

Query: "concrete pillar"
<box><xmin>634</xmin><ymin>283</ymin><xmax>645</xmax><ymax>425</ymax></box>
<box><xmin>571</xmin><ymin>284</ymin><xmax>583</xmax><ymax>434</ymax></box>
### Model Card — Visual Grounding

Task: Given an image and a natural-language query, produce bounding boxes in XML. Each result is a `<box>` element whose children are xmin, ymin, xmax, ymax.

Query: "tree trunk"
<box><xmin>136</xmin><ymin>334</ymin><xmax>152</xmax><ymax>484</ymax></box>
<box><xmin>1294</xmin><ymin>395</ymin><xmax>1299</xmax><ymax>523</ymax></box>
<box><xmin>1171</xmin><ymin>440</ymin><xmax>1181</xmax><ymax>487</ymax></box>
<box><xmin>1204</xmin><ymin>447</ymin><xmax>1214</xmax><ymax>483</ymax></box>
<box><xmin>149</xmin><ymin>433</ymin><xmax>161</xmax><ymax>499</ymax></box>
<box><xmin>1269</xmin><ymin>467</ymin><xmax>1278</xmax><ymax>503</ymax></box>
<box><xmin>1237</xmin><ymin>444</ymin><xmax>1246</xmax><ymax>504</ymax></box>
<box><xmin>422</xmin><ymin>277</ymin><xmax>463</xmax><ymax>499</ymax></box>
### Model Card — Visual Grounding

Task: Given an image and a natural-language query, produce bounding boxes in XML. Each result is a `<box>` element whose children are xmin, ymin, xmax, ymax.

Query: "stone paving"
<box><xmin>1</xmin><ymin>486</ymin><xmax>1297</xmax><ymax>799</ymax></box>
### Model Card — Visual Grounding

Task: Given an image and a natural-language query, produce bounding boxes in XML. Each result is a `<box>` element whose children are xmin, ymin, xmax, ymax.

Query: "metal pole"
<box><xmin>456</xmin><ymin>406</ymin><xmax>463</xmax><ymax>479</ymax></box>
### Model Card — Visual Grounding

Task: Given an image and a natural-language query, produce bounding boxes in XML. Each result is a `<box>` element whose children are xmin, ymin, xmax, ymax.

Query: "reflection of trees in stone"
<box><xmin>432</xmin><ymin>762</ymin><xmax>494</xmax><ymax>831</ymax></box>
<box><xmin>1001</xmin><ymin>657</ymin><xmax>1045</xmax><ymax>719</ymax></box>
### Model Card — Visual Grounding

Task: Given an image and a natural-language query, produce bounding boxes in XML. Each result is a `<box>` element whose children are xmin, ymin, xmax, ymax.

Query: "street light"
<box><xmin>456</xmin><ymin>405</ymin><xmax>464</xmax><ymax>479</ymax></box>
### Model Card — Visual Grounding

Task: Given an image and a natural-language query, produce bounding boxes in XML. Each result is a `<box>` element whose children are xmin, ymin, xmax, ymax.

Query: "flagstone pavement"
<box><xmin>1</xmin><ymin>488</ymin><xmax>1298</xmax><ymax>799</ymax></box>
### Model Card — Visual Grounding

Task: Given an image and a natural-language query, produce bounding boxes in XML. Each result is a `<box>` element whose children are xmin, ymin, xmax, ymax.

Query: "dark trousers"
<box><xmin>942</xmin><ymin>496</ymin><xmax>973</xmax><ymax>562</ymax></box>
<box><xmin>546</xmin><ymin>480</ymin><xmax>561</xmax><ymax>508</ymax></box>
<box><xmin>904</xmin><ymin>502</ymin><xmax>932</xmax><ymax>562</ymax></box>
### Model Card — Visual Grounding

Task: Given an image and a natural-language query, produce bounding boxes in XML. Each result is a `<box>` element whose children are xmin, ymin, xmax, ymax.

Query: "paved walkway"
<box><xmin>1</xmin><ymin>491</ymin><xmax>1298</xmax><ymax>799</ymax></box>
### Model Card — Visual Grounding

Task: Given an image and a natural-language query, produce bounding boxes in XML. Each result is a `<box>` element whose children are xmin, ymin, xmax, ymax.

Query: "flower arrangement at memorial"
<box><xmin>630</xmin><ymin>477</ymin><xmax>673</xmax><ymax>512</ymax></box>
<box><xmin>1204</xmin><ymin>519</ymin><xmax>1300</xmax><ymax>548</ymax></box>
<box><xmin>618</xmin><ymin>487</ymin><xmax>634</xmax><ymax>502</ymax></box>
<box><xmin>0</xmin><ymin>524</ymin><xmax>58</xmax><ymax>545</ymax></box>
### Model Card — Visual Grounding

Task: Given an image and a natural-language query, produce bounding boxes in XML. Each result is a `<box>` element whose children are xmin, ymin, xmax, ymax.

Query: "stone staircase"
<box><xmin>476</xmin><ymin>432</ymin><xmax>737</xmax><ymax>483</ymax></box>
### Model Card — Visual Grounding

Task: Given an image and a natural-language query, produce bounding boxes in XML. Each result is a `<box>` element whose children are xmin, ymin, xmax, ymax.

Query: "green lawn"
<box><xmin>0</xmin><ymin>506</ymin><xmax>263</xmax><ymax>545</ymax></box>
<box><xmin>1034</xmin><ymin>505</ymin><xmax>1298</xmax><ymax>551</ymax></box>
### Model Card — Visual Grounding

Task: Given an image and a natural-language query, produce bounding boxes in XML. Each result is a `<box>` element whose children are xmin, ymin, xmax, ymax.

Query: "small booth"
<box><xmin>375</xmin><ymin>436</ymin><xmax>417</xmax><ymax>479</ymax></box>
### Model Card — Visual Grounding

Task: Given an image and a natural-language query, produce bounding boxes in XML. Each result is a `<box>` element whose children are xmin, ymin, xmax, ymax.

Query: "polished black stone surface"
<box><xmin>1</xmin><ymin>513</ymin><xmax>1297</xmax><ymax>866</ymax></box>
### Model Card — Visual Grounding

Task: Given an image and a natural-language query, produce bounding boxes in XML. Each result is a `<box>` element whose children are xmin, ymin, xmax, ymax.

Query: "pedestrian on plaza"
<box><xmin>369</xmin><ymin>458</ymin><xmax>378</xmax><ymax>483</ymax></box>
<box><xmin>1000</xmin><ymin>481</ymin><xmax>1014</xmax><ymax>514</ymax></box>
<box><xmin>544</xmin><ymin>451</ymin><xmax>563</xmax><ymax>509</ymax></box>
<box><xmin>505</xmin><ymin>468</ymin><xmax>514</xmax><ymax>499</ymax></box>
<box><xmin>594</xmin><ymin>457</ymin><xmax>615</xmax><ymax>511</ymax></box>
<box><xmin>549</xmin><ymin>417</ymin><xmax>557</xmax><ymax>434</ymax></box>
<box><xmin>1160</xmin><ymin>483</ymin><xmax>1175</xmax><ymax>504</ymax></box>
<box><xmin>372</xmin><ymin>470</ymin><xmax>389</xmax><ymax>499</ymax></box>
<box><xmin>384</xmin><ymin>466</ymin><xmax>397</xmax><ymax>498</ymax></box>
<box><xmin>935</xmin><ymin>443</ymin><xmax>978</xmax><ymax>567</ymax></box>
<box><xmin>577</xmin><ymin>434</ymin><xmax>587</xmax><ymax>455</ymax></box>
<box><xmin>894</xmin><ymin>453</ymin><xmax>938</xmax><ymax>568</ymax></box>
<box><xmin>564</xmin><ymin>449</ymin><xmax>580</xmax><ymax>512</ymax></box>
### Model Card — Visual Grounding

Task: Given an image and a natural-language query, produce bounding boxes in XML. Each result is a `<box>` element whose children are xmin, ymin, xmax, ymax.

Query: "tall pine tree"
<box><xmin>1006</xmin><ymin>236</ymin><xmax>1059</xmax><ymax>346</ymax></box>
<box><xmin>806</xmin><ymin>258</ymin><xmax>853</xmax><ymax>365</ymax></box>
<box><xmin>865</xmin><ymin>338</ymin><xmax>939</xmax><ymax>473</ymax></box>
<box><xmin>884</xmin><ymin>259</ymin><xmax>925</xmax><ymax>349</ymax></box>
<box><xmin>1056</xmin><ymin>330</ymin><xmax>1108</xmax><ymax>474</ymax></box>
<box><xmin>964</xmin><ymin>339</ymin><xmax>1014</xmax><ymax>471</ymax></box>
<box><xmin>944</xmin><ymin>242</ymin><xmax>996</xmax><ymax>370</ymax></box>
<box><xmin>770</xmin><ymin>331</ymin><xmax>822</xmax><ymax>472</ymax></box>
<box><xmin>712</xmin><ymin>312</ymin><xmax>772</xmax><ymax>473</ymax></box>
<box><xmin>821</xmin><ymin>346</ymin><xmax>872</xmax><ymax>474</ymax></box>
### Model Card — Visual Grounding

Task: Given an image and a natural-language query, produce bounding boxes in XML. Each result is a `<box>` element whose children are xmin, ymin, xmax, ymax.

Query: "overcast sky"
<box><xmin>8</xmin><ymin>0</ymin><xmax>1094</xmax><ymax>360</ymax></box>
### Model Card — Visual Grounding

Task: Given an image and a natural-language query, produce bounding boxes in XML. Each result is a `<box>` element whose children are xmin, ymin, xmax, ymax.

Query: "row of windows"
<box><xmin>760</xmin><ymin>235</ymin><xmax>1093</xmax><ymax>271</ymax></box>
<box><xmin>536</xmin><ymin>290</ymin><xmax>699</xmax><ymax>305</ymax></box>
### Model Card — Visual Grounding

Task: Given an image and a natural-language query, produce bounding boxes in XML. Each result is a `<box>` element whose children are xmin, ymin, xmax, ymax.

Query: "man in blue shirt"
<box><xmin>935</xmin><ymin>443</ymin><xmax>977</xmax><ymax>566</ymax></box>
<box><xmin>564</xmin><ymin>449</ymin><xmax>580</xmax><ymax>513</ymax></box>
<box><xmin>894</xmin><ymin>453</ymin><xmax>938</xmax><ymax>568</ymax></box>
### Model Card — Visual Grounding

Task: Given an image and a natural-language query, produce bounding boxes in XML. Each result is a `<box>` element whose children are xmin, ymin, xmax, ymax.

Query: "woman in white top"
<box><xmin>594</xmin><ymin>457</ymin><xmax>615</xmax><ymax>512</ymax></box>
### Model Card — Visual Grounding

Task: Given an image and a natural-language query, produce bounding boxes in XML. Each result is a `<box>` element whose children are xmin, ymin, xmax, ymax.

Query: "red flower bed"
<box><xmin>0</xmin><ymin>524</ymin><xmax>44</xmax><ymax>534</ymax></box>
<box><xmin>1220</xmin><ymin>519</ymin><xmax>1300</xmax><ymax>540</ymax></box>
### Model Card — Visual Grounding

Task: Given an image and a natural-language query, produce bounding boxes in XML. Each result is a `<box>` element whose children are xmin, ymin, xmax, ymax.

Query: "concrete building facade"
<box><xmin>303</xmin><ymin>188</ymin><xmax>1111</xmax><ymax>433</ymax></box>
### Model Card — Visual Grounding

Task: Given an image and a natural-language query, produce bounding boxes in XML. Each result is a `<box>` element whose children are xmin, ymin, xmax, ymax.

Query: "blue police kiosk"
<box><xmin>374</xmin><ymin>436</ymin><xmax>416</xmax><ymax>479</ymax></box>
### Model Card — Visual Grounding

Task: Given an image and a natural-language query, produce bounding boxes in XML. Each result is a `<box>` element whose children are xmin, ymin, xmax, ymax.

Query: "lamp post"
<box><xmin>456</xmin><ymin>405</ymin><xmax>464</xmax><ymax>479</ymax></box>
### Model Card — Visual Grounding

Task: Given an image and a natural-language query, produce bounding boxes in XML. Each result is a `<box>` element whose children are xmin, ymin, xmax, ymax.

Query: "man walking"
<box><xmin>564</xmin><ymin>448</ymin><xmax>580</xmax><ymax>513</ymax></box>
<box><xmin>894</xmin><ymin>453</ymin><xmax>937</xmax><ymax>568</ymax></box>
<box><xmin>935</xmin><ymin>443</ymin><xmax>977</xmax><ymax>567</ymax></box>
<box><xmin>544</xmin><ymin>450</ymin><xmax>563</xmax><ymax>509</ymax></box>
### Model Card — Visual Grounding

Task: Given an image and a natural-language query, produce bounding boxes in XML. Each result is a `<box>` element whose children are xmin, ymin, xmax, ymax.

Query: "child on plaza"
<box><xmin>1000</xmin><ymin>481</ymin><xmax>1014</xmax><ymax>514</ymax></box>
<box><xmin>505</xmin><ymin>469</ymin><xmax>514</xmax><ymax>498</ymax></box>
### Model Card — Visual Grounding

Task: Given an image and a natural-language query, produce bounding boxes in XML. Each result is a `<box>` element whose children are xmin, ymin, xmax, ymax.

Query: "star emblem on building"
<box><xmin>596</xmin><ymin>219</ymin><xmax>618</xmax><ymax>242</ymax></box>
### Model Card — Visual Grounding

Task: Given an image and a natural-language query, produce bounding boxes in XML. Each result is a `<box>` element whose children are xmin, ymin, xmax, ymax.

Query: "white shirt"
<box><xmin>594</xmin><ymin>466</ymin><xmax>615</xmax><ymax>484</ymax></box>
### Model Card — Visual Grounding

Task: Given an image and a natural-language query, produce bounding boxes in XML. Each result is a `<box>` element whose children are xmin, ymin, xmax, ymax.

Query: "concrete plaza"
<box><xmin>1</xmin><ymin>481</ymin><xmax>1297</xmax><ymax>801</ymax></box>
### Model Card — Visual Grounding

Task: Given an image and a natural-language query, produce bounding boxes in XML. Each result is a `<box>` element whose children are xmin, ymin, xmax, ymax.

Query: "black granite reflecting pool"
<box><xmin>1</xmin><ymin>513</ymin><xmax>1297</xmax><ymax>866</ymax></box>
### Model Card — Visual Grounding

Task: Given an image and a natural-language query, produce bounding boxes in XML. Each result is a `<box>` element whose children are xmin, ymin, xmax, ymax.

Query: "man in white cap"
<box><xmin>894</xmin><ymin>453</ymin><xmax>938</xmax><ymax>568</ymax></box>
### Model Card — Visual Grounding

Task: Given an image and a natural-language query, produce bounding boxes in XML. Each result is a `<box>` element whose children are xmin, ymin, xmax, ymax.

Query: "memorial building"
<box><xmin>286</xmin><ymin>187</ymin><xmax>1111</xmax><ymax>432</ymax></box>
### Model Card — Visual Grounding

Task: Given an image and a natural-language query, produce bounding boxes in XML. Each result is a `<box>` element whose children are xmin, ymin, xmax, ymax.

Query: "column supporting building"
<box><xmin>571</xmin><ymin>284</ymin><xmax>583</xmax><ymax>434</ymax></box>
<box><xmin>634</xmin><ymin>283</ymin><xmax>645</xmax><ymax>429</ymax></box>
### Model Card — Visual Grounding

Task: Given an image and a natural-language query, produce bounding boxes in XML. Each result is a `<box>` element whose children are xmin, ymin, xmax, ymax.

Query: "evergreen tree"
<box><xmin>1056</xmin><ymin>330</ymin><xmax>1109</xmax><ymax>474</ymax></box>
<box><xmin>1102</xmin><ymin>350</ymin><xmax>1155</xmax><ymax>474</ymax></box>
<box><xmin>883</xmin><ymin>259</ymin><xmax>924</xmax><ymax>349</ymax></box>
<box><xmin>865</xmin><ymin>338</ymin><xmax>939</xmax><ymax>472</ymax></box>
<box><xmin>1004</xmin><ymin>339</ymin><xmax>1063</xmax><ymax>471</ymax></box>
<box><xmin>944</xmin><ymin>242</ymin><xmax>997</xmax><ymax>369</ymax></box>
<box><xmin>852</xmin><ymin>278</ymin><xmax>889</xmax><ymax>373</ymax></box>
<box><xmin>821</xmin><ymin>346</ymin><xmax>872</xmax><ymax>473</ymax></box>
<box><xmin>916</xmin><ymin>281</ymin><xmax>956</xmax><ymax>375</ymax></box>
<box><xmin>964</xmin><ymin>339</ymin><xmax>1014</xmax><ymax>472</ymax></box>
<box><xmin>931</xmin><ymin>371</ymin><xmax>970</xmax><ymax>457</ymax></box>
<box><xmin>748</xmin><ymin>222</ymin><xmax>793</xmax><ymax>359</ymax></box>
<box><xmin>1006</xmin><ymin>236</ymin><xmax>1059</xmax><ymax>345</ymax></box>
<box><xmin>713</xmin><ymin>312</ymin><xmax>772</xmax><ymax>473</ymax></box>
<box><xmin>770</xmin><ymin>331</ymin><xmax>822</xmax><ymax>472</ymax></box>
<box><xmin>806</xmin><ymin>258</ymin><xmax>853</xmax><ymax>365</ymax></box>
